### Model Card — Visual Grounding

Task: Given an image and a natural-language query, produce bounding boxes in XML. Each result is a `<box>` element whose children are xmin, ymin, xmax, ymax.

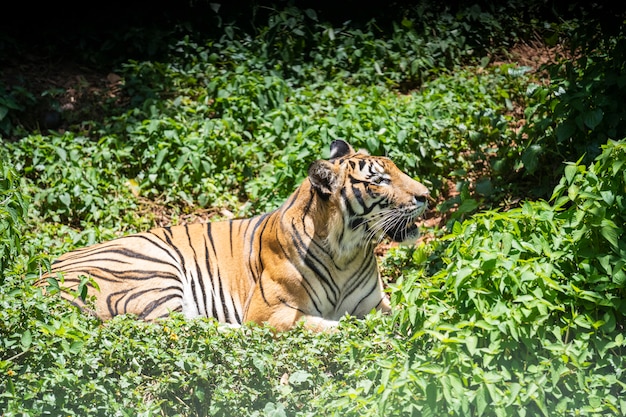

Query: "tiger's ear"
<box><xmin>329</xmin><ymin>139</ymin><xmax>354</xmax><ymax>160</ymax></box>
<box><xmin>308</xmin><ymin>160</ymin><xmax>338</xmax><ymax>197</ymax></box>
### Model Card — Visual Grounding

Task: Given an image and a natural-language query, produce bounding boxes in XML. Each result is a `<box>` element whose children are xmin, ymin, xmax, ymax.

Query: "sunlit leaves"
<box><xmin>381</xmin><ymin>140</ymin><xmax>626</xmax><ymax>416</ymax></box>
<box><xmin>0</xmin><ymin>157</ymin><xmax>28</xmax><ymax>283</ymax></box>
<box><xmin>1</xmin><ymin>3</ymin><xmax>625</xmax><ymax>416</ymax></box>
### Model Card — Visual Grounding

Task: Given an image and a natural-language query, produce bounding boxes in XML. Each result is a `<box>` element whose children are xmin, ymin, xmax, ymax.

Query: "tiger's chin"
<box><xmin>386</xmin><ymin>222</ymin><xmax>421</xmax><ymax>244</ymax></box>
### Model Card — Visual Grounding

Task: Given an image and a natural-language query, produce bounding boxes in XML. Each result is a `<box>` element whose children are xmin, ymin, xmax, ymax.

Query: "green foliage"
<box><xmin>0</xmin><ymin>83</ymin><xmax>33</xmax><ymax>137</ymax></box>
<box><xmin>385</xmin><ymin>140</ymin><xmax>626</xmax><ymax>416</ymax></box>
<box><xmin>551</xmin><ymin>140</ymin><xmax>626</xmax><ymax>289</ymax></box>
<box><xmin>517</xmin><ymin>20</ymin><xmax>626</xmax><ymax>197</ymax></box>
<box><xmin>0</xmin><ymin>158</ymin><xmax>27</xmax><ymax>283</ymax></box>
<box><xmin>4</xmin><ymin>42</ymin><xmax>528</xmax><ymax>221</ymax></box>
<box><xmin>2</xmin><ymin>3</ymin><xmax>625</xmax><ymax>416</ymax></box>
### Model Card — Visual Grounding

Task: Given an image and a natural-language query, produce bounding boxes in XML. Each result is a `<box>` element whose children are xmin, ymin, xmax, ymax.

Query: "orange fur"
<box><xmin>40</xmin><ymin>140</ymin><xmax>429</xmax><ymax>331</ymax></box>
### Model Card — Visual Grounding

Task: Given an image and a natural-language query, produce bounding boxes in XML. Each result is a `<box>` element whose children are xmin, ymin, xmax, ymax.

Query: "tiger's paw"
<box><xmin>300</xmin><ymin>316</ymin><xmax>340</xmax><ymax>333</ymax></box>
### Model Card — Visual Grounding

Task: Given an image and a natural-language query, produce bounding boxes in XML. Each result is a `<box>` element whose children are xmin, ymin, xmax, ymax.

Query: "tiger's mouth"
<box><xmin>386</xmin><ymin>221</ymin><xmax>420</xmax><ymax>243</ymax></box>
<box><xmin>384</xmin><ymin>203</ymin><xmax>426</xmax><ymax>243</ymax></box>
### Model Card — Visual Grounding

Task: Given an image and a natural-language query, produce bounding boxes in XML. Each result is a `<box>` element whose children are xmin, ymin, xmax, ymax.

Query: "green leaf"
<box><xmin>304</xmin><ymin>9</ymin><xmax>317</xmax><ymax>21</ymax></box>
<box><xmin>264</xmin><ymin>402</ymin><xmax>287</xmax><ymax>417</ymax></box>
<box><xmin>456</xmin><ymin>199</ymin><xmax>479</xmax><ymax>214</ymax></box>
<box><xmin>600</xmin><ymin>219</ymin><xmax>619</xmax><ymax>249</ymax></box>
<box><xmin>583</xmin><ymin>109</ymin><xmax>603</xmax><ymax>130</ymax></box>
<box><xmin>288</xmin><ymin>370</ymin><xmax>311</xmax><ymax>385</ymax></box>
<box><xmin>453</xmin><ymin>267</ymin><xmax>474</xmax><ymax>296</ymax></box>
<box><xmin>69</xmin><ymin>340</ymin><xmax>84</xmax><ymax>354</ymax></box>
<box><xmin>155</xmin><ymin>148</ymin><xmax>168</xmax><ymax>168</ymax></box>
<box><xmin>475</xmin><ymin>385</ymin><xmax>489</xmax><ymax>416</ymax></box>
<box><xmin>521</xmin><ymin>144</ymin><xmax>542</xmax><ymax>173</ymax></box>
<box><xmin>59</xmin><ymin>193</ymin><xmax>71</xmax><ymax>207</ymax></box>
<box><xmin>564</xmin><ymin>164</ymin><xmax>578</xmax><ymax>184</ymax></box>
<box><xmin>20</xmin><ymin>330</ymin><xmax>32</xmax><ymax>349</ymax></box>
<box><xmin>465</xmin><ymin>334</ymin><xmax>478</xmax><ymax>356</ymax></box>
<box><xmin>556</xmin><ymin>122</ymin><xmax>576</xmax><ymax>142</ymax></box>
<box><xmin>273</xmin><ymin>116</ymin><xmax>284</xmax><ymax>135</ymax></box>
<box><xmin>613</xmin><ymin>269</ymin><xmax>626</xmax><ymax>286</ymax></box>
<box><xmin>55</xmin><ymin>147</ymin><xmax>67</xmax><ymax>162</ymax></box>
<box><xmin>426</xmin><ymin>382</ymin><xmax>438</xmax><ymax>412</ymax></box>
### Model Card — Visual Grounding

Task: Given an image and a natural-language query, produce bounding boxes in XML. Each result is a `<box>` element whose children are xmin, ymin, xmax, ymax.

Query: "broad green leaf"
<box><xmin>155</xmin><ymin>148</ymin><xmax>168</xmax><ymax>168</ymax></box>
<box><xmin>453</xmin><ymin>267</ymin><xmax>474</xmax><ymax>296</ymax></box>
<box><xmin>456</xmin><ymin>199</ymin><xmax>479</xmax><ymax>214</ymax></box>
<box><xmin>564</xmin><ymin>164</ymin><xmax>578</xmax><ymax>184</ymax></box>
<box><xmin>600</xmin><ymin>190</ymin><xmax>615</xmax><ymax>205</ymax></box>
<box><xmin>20</xmin><ymin>329</ymin><xmax>32</xmax><ymax>349</ymax></box>
<box><xmin>465</xmin><ymin>334</ymin><xmax>478</xmax><ymax>356</ymax></box>
<box><xmin>55</xmin><ymin>146</ymin><xmax>67</xmax><ymax>162</ymax></box>
<box><xmin>600</xmin><ymin>218</ymin><xmax>619</xmax><ymax>249</ymax></box>
<box><xmin>288</xmin><ymin>370</ymin><xmax>311</xmax><ymax>385</ymax></box>
<box><xmin>59</xmin><ymin>193</ymin><xmax>71</xmax><ymax>207</ymax></box>
<box><xmin>273</xmin><ymin>116</ymin><xmax>284</xmax><ymax>135</ymax></box>
<box><xmin>69</xmin><ymin>340</ymin><xmax>84</xmax><ymax>354</ymax></box>
<box><xmin>613</xmin><ymin>269</ymin><xmax>626</xmax><ymax>286</ymax></box>
<box><xmin>426</xmin><ymin>382</ymin><xmax>438</xmax><ymax>413</ymax></box>
<box><xmin>263</xmin><ymin>402</ymin><xmax>287</xmax><ymax>417</ymax></box>
<box><xmin>475</xmin><ymin>385</ymin><xmax>489</xmax><ymax>416</ymax></box>
<box><xmin>556</xmin><ymin>122</ymin><xmax>576</xmax><ymax>142</ymax></box>
<box><xmin>583</xmin><ymin>108</ymin><xmax>603</xmax><ymax>130</ymax></box>
<box><xmin>521</xmin><ymin>144</ymin><xmax>542</xmax><ymax>173</ymax></box>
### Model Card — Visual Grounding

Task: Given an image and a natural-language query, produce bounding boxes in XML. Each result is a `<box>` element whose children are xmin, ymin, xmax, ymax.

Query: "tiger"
<box><xmin>41</xmin><ymin>139</ymin><xmax>429</xmax><ymax>331</ymax></box>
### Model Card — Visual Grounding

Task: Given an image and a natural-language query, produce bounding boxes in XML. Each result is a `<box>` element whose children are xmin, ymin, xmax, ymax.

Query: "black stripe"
<box><xmin>283</xmin><ymin>186</ymin><xmax>302</xmax><ymax>212</ymax></box>
<box><xmin>201</xmin><ymin>231</ymin><xmax>215</xmax><ymax>317</ymax></box>
<box><xmin>344</xmin><ymin>256</ymin><xmax>377</xmax><ymax>297</ymax></box>
<box><xmin>301</xmin><ymin>188</ymin><xmax>316</xmax><ymax>219</ymax></box>
<box><xmin>140</xmin><ymin>293</ymin><xmax>183</xmax><ymax>319</ymax></box>
<box><xmin>56</xmin><ymin>246</ymin><xmax>174</xmax><ymax>270</ymax></box>
<box><xmin>58</xmin><ymin>266</ymin><xmax>180</xmax><ymax>284</ymax></box>
<box><xmin>184</xmin><ymin>225</ymin><xmax>210</xmax><ymax>317</ymax></box>
<box><xmin>274</xmin><ymin>230</ymin><xmax>323</xmax><ymax>315</ymax></box>
<box><xmin>175</xmin><ymin>226</ymin><xmax>202</xmax><ymax>315</ymax></box>
<box><xmin>257</xmin><ymin>275</ymin><xmax>271</xmax><ymax>307</ymax></box>
<box><xmin>205</xmin><ymin>223</ymin><xmax>223</xmax><ymax>319</ymax></box>
<box><xmin>247</xmin><ymin>213</ymin><xmax>271</xmax><ymax>281</ymax></box>
<box><xmin>351</xmin><ymin>280</ymin><xmax>379</xmax><ymax>316</ymax></box>
<box><xmin>228</xmin><ymin>220</ymin><xmax>234</xmax><ymax>257</ymax></box>
<box><xmin>138</xmin><ymin>234</ymin><xmax>181</xmax><ymax>263</ymax></box>
<box><xmin>290</xmin><ymin>220</ymin><xmax>338</xmax><ymax>304</ymax></box>
<box><xmin>278</xmin><ymin>296</ymin><xmax>307</xmax><ymax>314</ymax></box>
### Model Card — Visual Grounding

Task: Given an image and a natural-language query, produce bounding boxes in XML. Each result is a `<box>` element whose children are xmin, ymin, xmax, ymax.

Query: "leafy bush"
<box><xmin>2</xmin><ymin>3</ymin><xmax>625</xmax><ymax>416</ymax></box>
<box><xmin>0</xmin><ymin>158</ymin><xmax>27</xmax><ymax>283</ymax></box>
<box><xmin>516</xmin><ymin>12</ymin><xmax>626</xmax><ymax>197</ymax></box>
<box><xmin>4</xmin><ymin>48</ymin><xmax>528</xmax><ymax>224</ymax></box>
<box><xmin>3</xmin><ymin>141</ymin><xmax>624</xmax><ymax>416</ymax></box>
<box><xmin>384</xmin><ymin>140</ymin><xmax>626</xmax><ymax>416</ymax></box>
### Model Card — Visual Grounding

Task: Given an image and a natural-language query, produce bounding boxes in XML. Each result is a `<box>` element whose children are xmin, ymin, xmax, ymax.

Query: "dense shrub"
<box><xmin>2</xmin><ymin>141</ymin><xmax>624</xmax><ymax>416</ymax></box>
<box><xmin>517</xmin><ymin>9</ymin><xmax>626</xmax><ymax>197</ymax></box>
<box><xmin>2</xmin><ymin>3</ymin><xmax>625</xmax><ymax>416</ymax></box>
<box><xmin>385</xmin><ymin>140</ymin><xmax>626</xmax><ymax>416</ymax></box>
<box><xmin>0</xmin><ymin>158</ymin><xmax>27</xmax><ymax>283</ymax></box>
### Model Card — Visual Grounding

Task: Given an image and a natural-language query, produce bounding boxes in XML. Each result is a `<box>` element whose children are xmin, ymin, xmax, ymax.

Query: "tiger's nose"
<box><xmin>414</xmin><ymin>195</ymin><xmax>428</xmax><ymax>204</ymax></box>
<box><xmin>412</xmin><ymin>183</ymin><xmax>429</xmax><ymax>206</ymax></box>
<box><xmin>412</xmin><ymin>193</ymin><xmax>429</xmax><ymax>206</ymax></box>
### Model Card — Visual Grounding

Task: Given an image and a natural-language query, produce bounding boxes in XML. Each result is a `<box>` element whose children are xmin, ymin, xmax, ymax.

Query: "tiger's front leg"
<box><xmin>243</xmin><ymin>274</ymin><xmax>340</xmax><ymax>332</ymax></box>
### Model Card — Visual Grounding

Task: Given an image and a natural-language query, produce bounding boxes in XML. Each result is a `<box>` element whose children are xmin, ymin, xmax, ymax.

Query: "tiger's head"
<box><xmin>308</xmin><ymin>140</ymin><xmax>429</xmax><ymax>254</ymax></box>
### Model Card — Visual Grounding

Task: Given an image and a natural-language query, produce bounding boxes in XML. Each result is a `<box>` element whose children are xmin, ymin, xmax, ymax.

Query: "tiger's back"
<box><xmin>49</xmin><ymin>218</ymin><xmax>266</xmax><ymax>322</ymax></box>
